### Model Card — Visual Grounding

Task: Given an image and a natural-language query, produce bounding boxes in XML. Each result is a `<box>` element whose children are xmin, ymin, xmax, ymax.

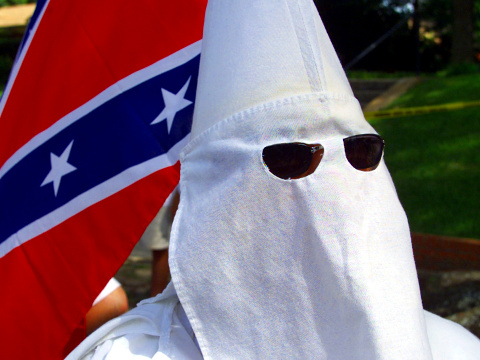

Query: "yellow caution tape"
<box><xmin>364</xmin><ymin>100</ymin><xmax>480</xmax><ymax>120</ymax></box>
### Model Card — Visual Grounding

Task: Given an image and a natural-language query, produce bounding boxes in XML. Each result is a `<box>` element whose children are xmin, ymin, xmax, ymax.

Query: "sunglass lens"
<box><xmin>343</xmin><ymin>134</ymin><xmax>385</xmax><ymax>171</ymax></box>
<box><xmin>263</xmin><ymin>143</ymin><xmax>313</xmax><ymax>179</ymax></box>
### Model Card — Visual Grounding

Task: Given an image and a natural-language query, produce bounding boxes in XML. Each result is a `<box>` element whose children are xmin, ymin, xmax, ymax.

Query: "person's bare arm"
<box><xmin>85</xmin><ymin>286</ymin><xmax>128</xmax><ymax>335</ymax></box>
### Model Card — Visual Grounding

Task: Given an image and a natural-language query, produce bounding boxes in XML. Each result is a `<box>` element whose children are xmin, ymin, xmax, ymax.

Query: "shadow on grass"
<box><xmin>371</xmin><ymin>107</ymin><xmax>480</xmax><ymax>239</ymax></box>
<box><xmin>389</xmin><ymin>74</ymin><xmax>480</xmax><ymax>108</ymax></box>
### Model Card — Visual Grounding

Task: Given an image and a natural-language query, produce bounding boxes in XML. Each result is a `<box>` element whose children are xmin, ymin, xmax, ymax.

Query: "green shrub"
<box><xmin>437</xmin><ymin>62</ymin><xmax>480</xmax><ymax>77</ymax></box>
<box><xmin>0</xmin><ymin>0</ymin><xmax>35</xmax><ymax>6</ymax></box>
<box><xmin>0</xmin><ymin>54</ymin><xmax>13</xmax><ymax>84</ymax></box>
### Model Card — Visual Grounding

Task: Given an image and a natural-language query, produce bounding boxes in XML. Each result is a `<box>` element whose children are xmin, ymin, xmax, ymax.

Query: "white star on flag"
<box><xmin>150</xmin><ymin>77</ymin><xmax>192</xmax><ymax>132</ymax></box>
<box><xmin>41</xmin><ymin>140</ymin><xmax>77</xmax><ymax>196</ymax></box>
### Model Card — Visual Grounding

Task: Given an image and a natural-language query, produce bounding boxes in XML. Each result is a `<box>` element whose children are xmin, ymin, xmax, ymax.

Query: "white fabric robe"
<box><xmin>68</xmin><ymin>1</ymin><xmax>480</xmax><ymax>358</ymax></box>
<box><xmin>66</xmin><ymin>283</ymin><xmax>202</xmax><ymax>360</ymax></box>
<box><xmin>67</xmin><ymin>283</ymin><xmax>480</xmax><ymax>360</ymax></box>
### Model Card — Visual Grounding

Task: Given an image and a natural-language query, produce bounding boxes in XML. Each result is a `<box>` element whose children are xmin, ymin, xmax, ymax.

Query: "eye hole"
<box><xmin>262</xmin><ymin>143</ymin><xmax>324</xmax><ymax>179</ymax></box>
<box><xmin>343</xmin><ymin>134</ymin><xmax>385</xmax><ymax>171</ymax></box>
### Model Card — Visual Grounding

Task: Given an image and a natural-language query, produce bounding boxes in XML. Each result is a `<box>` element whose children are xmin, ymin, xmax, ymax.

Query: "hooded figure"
<box><xmin>68</xmin><ymin>1</ymin><xmax>480</xmax><ymax>359</ymax></box>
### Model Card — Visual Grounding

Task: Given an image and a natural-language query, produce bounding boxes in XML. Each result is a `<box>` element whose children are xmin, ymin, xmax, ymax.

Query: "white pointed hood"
<box><xmin>170</xmin><ymin>0</ymin><xmax>433</xmax><ymax>359</ymax></box>
<box><xmin>191</xmin><ymin>0</ymin><xmax>354</xmax><ymax>137</ymax></box>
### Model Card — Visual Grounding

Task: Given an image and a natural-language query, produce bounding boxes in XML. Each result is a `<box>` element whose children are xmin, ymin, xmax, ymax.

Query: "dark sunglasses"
<box><xmin>262</xmin><ymin>134</ymin><xmax>385</xmax><ymax>180</ymax></box>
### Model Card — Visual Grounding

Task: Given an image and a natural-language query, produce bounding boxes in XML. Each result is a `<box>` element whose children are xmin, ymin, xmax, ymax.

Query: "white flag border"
<box><xmin>0</xmin><ymin>40</ymin><xmax>202</xmax><ymax>258</ymax></box>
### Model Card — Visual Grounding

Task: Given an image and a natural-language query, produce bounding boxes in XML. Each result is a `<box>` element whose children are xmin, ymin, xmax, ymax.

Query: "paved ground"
<box><xmin>419</xmin><ymin>270</ymin><xmax>480</xmax><ymax>337</ymax></box>
<box><xmin>115</xmin><ymin>256</ymin><xmax>152</xmax><ymax>307</ymax></box>
<box><xmin>117</xmin><ymin>241</ymin><xmax>154</xmax><ymax>306</ymax></box>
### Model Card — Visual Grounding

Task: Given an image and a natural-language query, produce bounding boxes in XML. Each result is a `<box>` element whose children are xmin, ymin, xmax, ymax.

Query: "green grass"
<box><xmin>388</xmin><ymin>73</ymin><xmax>480</xmax><ymax>108</ymax></box>
<box><xmin>347</xmin><ymin>70</ymin><xmax>419</xmax><ymax>79</ymax></box>
<box><xmin>370</xmin><ymin>75</ymin><xmax>480</xmax><ymax>239</ymax></box>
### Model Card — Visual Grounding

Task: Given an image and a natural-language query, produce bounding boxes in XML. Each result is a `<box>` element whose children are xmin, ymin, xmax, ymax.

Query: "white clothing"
<box><xmin>66</xmin><ymin>283</ymin><xmax>202</xmax><ymax>360</ymax></box>
<box><xmin>169</xmin><ymin>0</ymin><xmax>480</xmax><ymax>358</ymax></box>
<box><xmin>67</xmin><ymin>284</ymin><xmax>480</xmax><ymax>360</ymax></box>
<box><xmin>139</xmin><ymin>188</ymin><xmax>178</xmax><ymax>251</ymax></box>
<box><xmin>425</xmin><ymin>311</ymin><xmax>480</xmax><ymax>360</ymax></box>
<box><xmin>92</xmin><ymin>278</ymin><xmax>121</xmax><ymax>306</ymax></box>
<box><xmin>171</xmin><ymin>0</ymin><xmax>432</xmax><ymax>358</ymax></box>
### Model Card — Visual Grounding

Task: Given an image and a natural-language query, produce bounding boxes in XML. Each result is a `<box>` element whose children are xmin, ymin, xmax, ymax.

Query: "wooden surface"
<box><xmin>412</xmin><ymin>233</ymin><xmax>480</xmax><ymax>271</ymax></box>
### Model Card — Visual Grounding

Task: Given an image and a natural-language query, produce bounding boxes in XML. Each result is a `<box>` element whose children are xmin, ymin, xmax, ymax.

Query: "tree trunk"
<box><xmin>451</xmin><ymin>0</ymin><xmax>474</xmax><ymax>64</ymax></box>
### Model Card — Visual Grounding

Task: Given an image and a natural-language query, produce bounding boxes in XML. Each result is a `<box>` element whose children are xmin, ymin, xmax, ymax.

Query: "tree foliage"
<box><xmin>314</xmin><ymin>0</ymin><xmax>417</xmax><ymax>72</ymax></box>
<box><xmin>316</xmin><ymin>0</ymin><xmax>480</xmax><ymax>72</ymax></box>
<box><xmin>0</xmin><ymin>0</ymin><xmax>35</xmax><ymax>6</ymax></box>
<box><xmin>0</xmin><ymin>0</ymin><xmax>478</xmax><ymax>73</ymax></box>
<box><xmin>420</xmin><ymin>0</ymin><xmax>479</xmax><ymax>67</ymax></box>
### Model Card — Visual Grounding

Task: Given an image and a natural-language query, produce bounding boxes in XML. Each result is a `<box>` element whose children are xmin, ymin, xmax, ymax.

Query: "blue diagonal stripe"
<box><xmin>0</xmin><ymin>54</ymin><xmax>200</xmax><ymax>244</ymax></box>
